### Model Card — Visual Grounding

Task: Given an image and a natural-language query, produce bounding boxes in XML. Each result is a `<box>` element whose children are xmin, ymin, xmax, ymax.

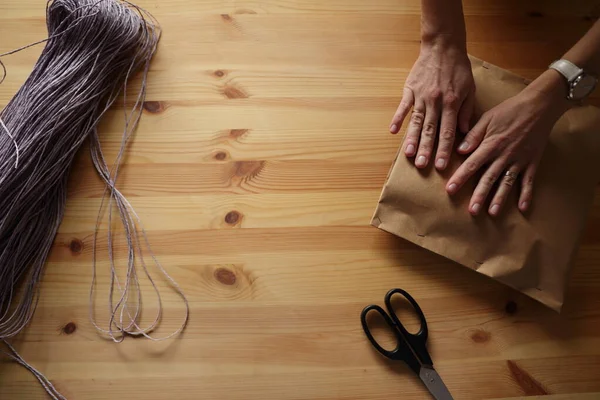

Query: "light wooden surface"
<box><xmin>1</xmin><ymin>0</ymin><xmax>600</xmax><ymax>399</ymax></box>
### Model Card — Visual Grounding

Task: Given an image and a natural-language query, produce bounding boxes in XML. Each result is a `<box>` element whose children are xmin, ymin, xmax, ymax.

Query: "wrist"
<box><xmin>420</xmin><ymin>1</ymin><xmax>467</xmax><ymax>54</ymax></box>
<box><xmin>523</xmin><ymin>69</ymin><xmax>572</xmax><ymax>115</ymax></box>
<box><xmin>420</xmin><ymin>31</ymin><xmax>467</xmax><ymax>53</ymax></box>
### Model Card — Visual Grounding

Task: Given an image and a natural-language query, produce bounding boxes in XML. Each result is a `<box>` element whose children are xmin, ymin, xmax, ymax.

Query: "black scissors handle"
<box><xmin>360</xmin><ymin>288</ymin><xmax>432</xmax><ymax>373</ymax></box>
<box><xmin>385</xmin><ymin>288</ymin><xmax>432</xmax><ymax>366</ymax></box>
<box><xmin>360</xmin><ymin>304</ymin><xmax>422</xmax><ymax>374</ymax></box>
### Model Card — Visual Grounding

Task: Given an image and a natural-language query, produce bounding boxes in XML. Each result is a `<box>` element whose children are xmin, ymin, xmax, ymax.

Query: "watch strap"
<box><xmin>549</xmin><ymin>59</ymin><xmax>582</xmax><ymax>82</ymax></box>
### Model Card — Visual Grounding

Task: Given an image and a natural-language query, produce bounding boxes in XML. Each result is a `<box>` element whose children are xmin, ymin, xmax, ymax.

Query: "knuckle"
<box><xmin>443</xmin><ymin>93</ymin><xmax>459</xmax><ymax>107</ymax></box>
<box><xmin>465</xmin><ymin>161</ymin><xmax>479</xmax><ymax>173</ymax></box>
<box><xmin>484</xmin><ymin>173</ymin><xmax>498</xmax><ymax>186</ymax></box>
<box><xmin>428</xmin><ymin>89</ymin><xmax>442</xmax><ymax>101</ymax></box>
<box><xmin>493</xmin><ymin>135</ymin><xmax>509</xmax><ymax>148</ymax></box>
<box><xmin>410</xmin><ymin>119</ymin><xmax>423</xmax><ymax>129</ymax></box>
<box><xmin>520</xmin><ymin>141</ymin><xmax>534</xmax><ymax>153</ymax></box>
<box><xmin>422</xmin><ymin>123</ymin><xmax>437</xmax><ymax>139</ymax></box>
<box><xmin>410</xmin><ymin>110</ymin><xmax>424</xmax><ymax>125</ymax></box>
<box><xmin>399</xmin><ymin>100</ymin><xmax>411</xmax><ymax>110</ymax></box>
<box><xmin>525</xmin><ymin>175</ymin><xmax>535</xmax><ymax>185</ymax></box>
<box><xmin>440</xmin><ymin>128</ymin><xmax>455</xmax><ymax>141</ymax></box>
<box><xmin>480</xmin><ymin>111</ymin><xmax>490</xmax><ymax>122</ymax></box>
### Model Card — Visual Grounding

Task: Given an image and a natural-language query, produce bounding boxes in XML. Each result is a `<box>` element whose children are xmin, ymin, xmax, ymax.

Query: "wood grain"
<box><xmin>1</xmin><ymin>0</ymin><xmax>600</xmax><ymax>399</ymax></box>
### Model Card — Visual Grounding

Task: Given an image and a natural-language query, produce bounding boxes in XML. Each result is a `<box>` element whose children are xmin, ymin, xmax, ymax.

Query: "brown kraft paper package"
<box><xmin>372</xmin><ymin>56</ymin><xmax>600</xmax><ymax>312</ymax></box>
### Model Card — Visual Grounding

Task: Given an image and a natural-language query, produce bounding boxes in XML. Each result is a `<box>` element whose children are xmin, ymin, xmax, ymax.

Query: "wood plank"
<box><xmin>65</xmin><ymin>160</ymin><xmax>390</xmax><ymax>197</ymax></box>
<box><xmin>74</xmin><ymin>127</ymin><xmax>401</xmax><ymax>164</ymax></box>
<box><xmin>2</xmin><ymin>0</ymin><xmax>600</xmax><ymax>399</ymax></box>
<box><xmin>0</xmin><ymin>0</ymin><xmax>595</xmax><ymax>18</ymax></box>
<box><xmin>3</xmin><ymin>357</ymin><xmax>600</xmax><ymax>399</ymax></box>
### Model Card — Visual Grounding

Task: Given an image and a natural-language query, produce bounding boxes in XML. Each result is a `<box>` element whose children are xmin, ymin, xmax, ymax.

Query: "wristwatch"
<box><xmin>549</xmin><ymin>59</ymin><xmax>598</xmax><ymax>101</ymax></box>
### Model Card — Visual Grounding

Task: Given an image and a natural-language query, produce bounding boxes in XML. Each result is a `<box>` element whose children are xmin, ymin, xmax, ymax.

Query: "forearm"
<box><xmin>525</xmin><ymin>20</ymin><xmax>600</xmax><ymax>112</ymax></box>
<box><xmin>563</xmin><ymin>20</ymin><xmax>600</xmax><ymax>76</ymax></box>
<box><xmin>420</xmin><ymin>0</ymin><xmax>467</xmax><ymax>49</ymax></box>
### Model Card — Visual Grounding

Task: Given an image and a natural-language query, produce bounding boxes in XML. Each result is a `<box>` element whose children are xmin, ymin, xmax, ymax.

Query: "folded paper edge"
<box><xmin>373</xmin><ymin>213</ymin><xmax>563</xmax><ymax>312</ymax></box>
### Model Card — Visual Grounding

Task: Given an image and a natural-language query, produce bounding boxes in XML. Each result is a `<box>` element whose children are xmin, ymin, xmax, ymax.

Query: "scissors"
<box><xmin>360</xmin><ymin>288</ymin><xmax>454</xmax><ymax>400</ymax></box>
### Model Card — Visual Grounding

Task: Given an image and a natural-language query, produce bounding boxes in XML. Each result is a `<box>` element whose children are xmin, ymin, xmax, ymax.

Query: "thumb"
<box><xmin>389</xmin><ymin>87</ymin><xmax>415</xmax><ymax>134</ymax></box>
<box><xmin>457</xmin><ymin>112</ymin><xmax>489</xmax><ymax>154</ymax></box>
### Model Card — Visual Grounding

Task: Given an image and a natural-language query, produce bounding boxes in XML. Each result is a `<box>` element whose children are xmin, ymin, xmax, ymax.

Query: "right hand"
<box><xmin>389</xmin><ymin>39</ymin><xmax>476</xmax><ymax>171</ymax></box>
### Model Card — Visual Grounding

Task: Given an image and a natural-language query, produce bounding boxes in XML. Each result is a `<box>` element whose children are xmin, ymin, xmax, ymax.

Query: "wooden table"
<box><xmin>1</xmin><ymin>0</ymin><xmax>600</xmax><ymax>399</ymax></box>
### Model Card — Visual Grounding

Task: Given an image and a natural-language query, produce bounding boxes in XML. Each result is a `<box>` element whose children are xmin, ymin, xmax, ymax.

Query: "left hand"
<box><xmin>445</xmin><ymin>70</ymin><xmax>571</xmax><ymax>216</ymax></box>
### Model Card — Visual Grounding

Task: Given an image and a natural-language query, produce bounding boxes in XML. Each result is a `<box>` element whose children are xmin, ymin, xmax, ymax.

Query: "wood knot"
<box><xmin>214</xmin><ymin>70</ymin><xmax>226</xmax><ymax>78</ymax></box>
<box><xmin>505</xmin><ymin>301</ymin><xmax>518</xmax><ymax>315</ymax></box>
<box><xmin>471</xmin><ymin>329</ymin><xmax>491</xmax><ymax>343</ymax></box>
<box><xmin>225</xmin><ymin>210</ymin><xmax>241</xmax><ymax>225</ymax></box>
<box><xmin>203</xmin><ymin>265</ymin><xmax>254</xmax><ymax>299</ymax></box>
<box><xmin>62</xmin><ymin>322</ymin><xmax>77</xmax><ymax>335</ymax></box>
<box><xmin>229</xmin><ymin>129</ymin><xmax>249</xmax><ymax>139</ymax></box>
<box><xmin>222</xmin><ymin>84</ymin><xmax>249</xmax><ymax>99</ymax></box>
<box><xmin>234</xmin><ymin>160</ymin><xmax>264</xmax><ymax>179</ymax></box>
<box><xmin>214</xmin><ymin>150</ymin><xmax>229</xmax><ymax>161</ymax></box>
<box><xmin>526</xmin><ymin>11</ymin><xmax>544</xmax><ymax>18</ymax></box>
<box><xmin>221</xmin><ymin>14</ymin><xmax>232</xmax><ymax>22</ymax></box>
<box><xmin>69</xmin><ymin>238</ymin><xmax>83</xmax><ymax>255</ymax></box>
<box><xmin>143</xmin><ymin>101</ymin><xmax>166</xmax><ymax>114</ymax></box>
<box><xmin>214</xmin><ymin>268</ymin><xmax>237</xmax><ymax>285</ymax></box>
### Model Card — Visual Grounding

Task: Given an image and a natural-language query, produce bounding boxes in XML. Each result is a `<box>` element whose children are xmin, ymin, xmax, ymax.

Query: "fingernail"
<box><xmin>490</xmin><ymin>204</ymin><xmax>499</xmax><ymax>215</ymax></box>
<box><xmin>406</xmin><ymin>144</ymin><xmax>415</xmax><ymax>155</ymax></box>
<box><xmin>520</xmin><ymin>201</ymin><xmax>529</xmax><ymax>211</ymax></box>
<box><xmin>471</xmin><ymin>203</ymin><xmax>481</xmax><ymax>214</ymax></box>
<box><xmin>390</xmin><ymin>124</ymin><xmax>398</xmax><ymax>133</ymax></box>
<box><xmin>459</xmin><ymin>142</ymin><xmax>469</xmax><ymax>151</ymax></box>
<box><xmin>416</xmin><ymin>155</ymin><xmax>427</xmax><ymax>167</ymax></box>
<box><xmin>435</xmin><ymin>158</ymin><xmax>446</xmax><ymax>169</ymax></box>
<box><xmin>447</xmin><ymin>183</ymin><xmax>457</xmax><ymax>193</ymax></box>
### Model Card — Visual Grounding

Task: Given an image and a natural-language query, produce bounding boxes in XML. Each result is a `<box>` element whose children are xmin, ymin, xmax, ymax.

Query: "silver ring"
<box><xmin>503</xmin><ymin>170</ymin><xmax>518</xmax><ymax>187</ymax></box>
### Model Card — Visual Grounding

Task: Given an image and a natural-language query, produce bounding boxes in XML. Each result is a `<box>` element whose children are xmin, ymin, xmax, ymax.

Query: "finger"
<box><xmin>467</xmin><ymin>158</ymin><xmax>507</xmax><ymax>216</ymax></box>
<box><xmin>402</xmin><ymin>99</ymin><xmax>425</xmax><ymax>157</ymax></box>
<box><xmin>518</xmin><ymin>159</ymin><xmax>540</xmax><ymax>212</ymax></box>
<box><xmin>489</xmin><ymin>165</ymin><xmax>522</xmax><ymax>216</ymax></box>
<box><xmin>457</xmin><ymin>112</ymin><xmax>489</xmax><ymax>155</ymax></box>
<box><xmin>415</xmin><ymin>103</ymin><xmax>440</xmax><ymax>168</ymax></box>
<box><xmin>458</xmin><ymin>89</ymin><xmax>475</xmax><ymax>134</ymax></box>
<box><xmin>446</xmin><ymin>144</ymin><xmax>493</xmax><ymax>195</ymax></box>
<box><xmin>390</xmin><ymin>88</ymin><xmax>415</xmax><ymax>134</ymax></box>
<box><xmin>435</xmin><ymin>104</ymin><xmax>458</xmax><ymax>170</ymax></box>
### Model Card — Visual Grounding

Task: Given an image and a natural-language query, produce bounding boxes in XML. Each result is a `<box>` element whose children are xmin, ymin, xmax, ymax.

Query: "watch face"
<box><xmin>571</xmin><ymin>74</ymin><xmax>597</xmax><ymax>100</ymax></box>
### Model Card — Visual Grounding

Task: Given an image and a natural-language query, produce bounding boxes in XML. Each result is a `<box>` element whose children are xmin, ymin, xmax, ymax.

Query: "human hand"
<box><xmin>390</xmin><ymin>38</ymin><xmax>476</xmax><ymax>171</ymax></box>
<box><xmin>446</xmin><ymin>70</ymin><xmax>571</xmax><ymax>216</ymax></box>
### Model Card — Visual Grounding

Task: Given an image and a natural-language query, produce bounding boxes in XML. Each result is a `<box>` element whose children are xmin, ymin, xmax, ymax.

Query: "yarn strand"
<box><xmin>0</xmin><ymin>1</ymin><xmax>188</xmax><ymax>397</ymax></box>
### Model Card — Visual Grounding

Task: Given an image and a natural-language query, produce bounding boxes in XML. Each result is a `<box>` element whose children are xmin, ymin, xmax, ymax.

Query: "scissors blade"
<box><xmin>419</xmin><ymin>366</ymin><xmax>454</xmax><ymax>400</ymax></box>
